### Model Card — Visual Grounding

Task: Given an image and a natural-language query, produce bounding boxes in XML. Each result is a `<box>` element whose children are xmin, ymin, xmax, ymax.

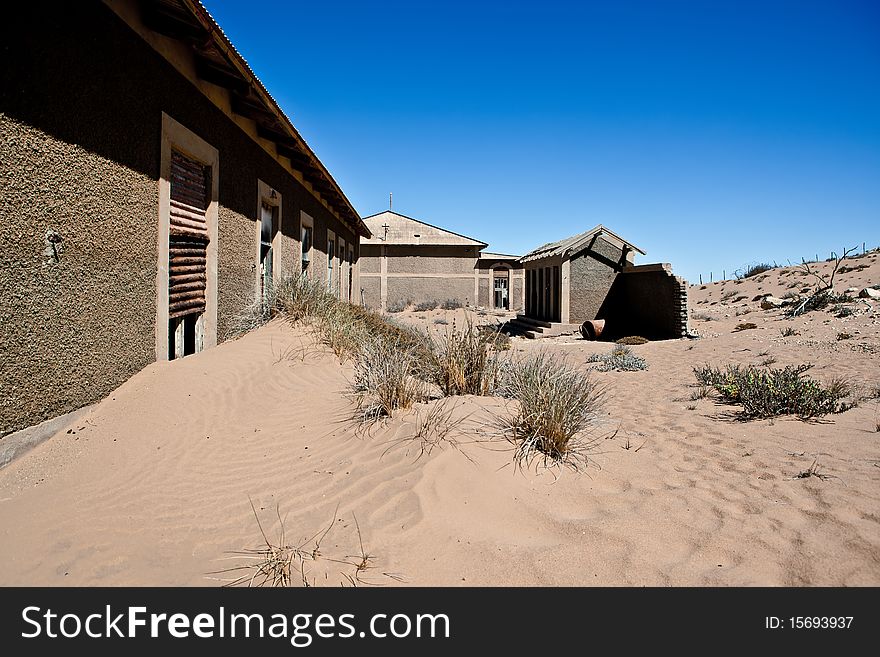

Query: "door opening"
<box><xmin>259</xmin><ymin>201</ymin><xmax>277</xmax><ymax>303</ymax></box>
<box><xmin>493</xmin><ymin>269</ymin><xmax>510</xmax><ymax>310</ymax></box>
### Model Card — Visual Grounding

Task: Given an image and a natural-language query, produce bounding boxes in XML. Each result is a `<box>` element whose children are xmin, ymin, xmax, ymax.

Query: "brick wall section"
<box><xmin>598</xmin><ymin>266</ymin><xmax>689</xmax><ymax>339</ymax></box>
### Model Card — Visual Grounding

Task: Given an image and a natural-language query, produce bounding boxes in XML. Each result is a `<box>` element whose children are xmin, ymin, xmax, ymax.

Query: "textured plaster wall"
<box><xmin>478</xmin><ymin>278</ymin><xmax>490</xmax><ymax>306</ymax></box>
<box><xmin>387</xmin><ymin>278</ymin><xmax>473</xmax><ymax>307</ymax></box>
<box><xmin>567</xmin><ymin>239</ymin><xmax>626</xmax><ymax>324</ymax></box>
<box><xmin>0</xmin><ymin>3</ymin><xmax>358</xmax><ymax>435</ymax></box>
<box><xmin>358</xmin><ymin>250</ymin><xmax>381</xmax><ymax>274</ymax></box>
<box><xmin>512</xmin><ymin>275</ymin><xmax>524</xmax><ymax>311</ymax></box>
<box><xmin>0</xmin><ymin>117</ymin><xmax>157</xmax><ymax>436</ymax></box>
<box><xmin>385</xmin><ymin>246</ymin><xmax>478</xmax><ymax>274</ymax></box>
<box><xmin>360</xmin><ymin>277</ymin><xmax>381</xmax><ymax>311</ymax></box>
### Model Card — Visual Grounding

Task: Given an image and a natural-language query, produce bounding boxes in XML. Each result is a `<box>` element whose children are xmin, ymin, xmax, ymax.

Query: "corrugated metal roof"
<box><xmin>361</xmin><ymin>211</ymin><xmax>487</xmax><ymax>247</ymax></box>
<box><xmin>479</xmin><ymin>252</ymin><xmax>522</xmax><ymax>260</ymax></box>
<box><xmin>519</xmin><ymin>224</ymin><xmax>645</xmax><ymax>263</ymax></box>
<box><xmin>162</xmin><ymin>1</ymin><xmax>370</xmax><ymax>237</ymax></box>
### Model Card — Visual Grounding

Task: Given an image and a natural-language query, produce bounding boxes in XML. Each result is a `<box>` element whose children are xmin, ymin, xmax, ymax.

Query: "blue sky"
<box><xmin>204</xmin><ymin>0</ymin><xmax>879</xmax><ymax>281</ymax></box>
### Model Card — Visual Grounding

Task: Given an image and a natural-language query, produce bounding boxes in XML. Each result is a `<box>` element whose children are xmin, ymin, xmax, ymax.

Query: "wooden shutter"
<box><xmin>169</xmin><ymin>150</ymin><xmax>210</xmax><ymax>319</ymax></box>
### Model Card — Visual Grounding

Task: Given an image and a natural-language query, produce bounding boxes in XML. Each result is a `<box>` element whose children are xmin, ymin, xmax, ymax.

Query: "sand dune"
<box><xmin>1</xmin><ymin>253</ymin><xmax>878</xmax><ymax>586</ymax></box>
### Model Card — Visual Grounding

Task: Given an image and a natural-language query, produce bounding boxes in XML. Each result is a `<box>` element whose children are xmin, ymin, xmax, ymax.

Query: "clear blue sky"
<box><xmin>204</xmin><ymin>0</ymin><xmax>879</xmax><ymax>281</ymax></box>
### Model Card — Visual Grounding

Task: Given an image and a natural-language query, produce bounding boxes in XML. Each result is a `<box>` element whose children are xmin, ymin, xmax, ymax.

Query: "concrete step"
<box><xmin>505</xmin><ymin>318</ymin><xmax>581</xmax><ymax>339</ymax></box>
<box><xmin>515</xmin><ymin>314</ymin><xmax>553</xmax><ymax>328</ymax></box>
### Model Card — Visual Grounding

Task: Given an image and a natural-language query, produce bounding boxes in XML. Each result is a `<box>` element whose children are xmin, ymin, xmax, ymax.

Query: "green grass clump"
<box><xmin>693</xmin><ymin>363</ymin><xmax>853</xmax><ymax>419</ymax></box>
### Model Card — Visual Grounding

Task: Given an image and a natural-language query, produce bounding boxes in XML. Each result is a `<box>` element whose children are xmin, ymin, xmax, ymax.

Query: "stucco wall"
<box><xmin>360</xmin><ymin>276</ymin><xmax>381</xmax><ymax>311</ymax></box>
<box><xmin>385</xmin><ymin>246</ymin><xmax>478</xmax><ymax>274</ymax></box>
<box><xmin>359</xmin><ymin>250</ymin><xmax>381</xmax><ymax>274</ymax></box>
<box><xmin>386</xmin><ymin>278</ymin><xmax>473</xmax><ymax>307</ymax></box>
<box><xmin>567</xmin><ymin>238</ymin><xmax>626</xmax><ymax>324</ymax></box>
<box><xmin>0</xmin><ymin>117</ymin><xmax>158</xmax><ymax>437</ymax></box>
<box><xmin>0</xmin><ymin>3</ymin><xmax>358</xmax><ymax>435</ymax></box>
<box><xmin>598</xmin><ymin>267</ymin><xmax>689</xmax><ymax>339</ymax></box>
<box><xmin>478</xmin><ymin>278</ymin><xmax>490</xmax><ymax>307</ymax></box>
<box><xmin>512</xmin><ymin>275</ymin><xmax>524</xmax><ymax>312</ymax></box>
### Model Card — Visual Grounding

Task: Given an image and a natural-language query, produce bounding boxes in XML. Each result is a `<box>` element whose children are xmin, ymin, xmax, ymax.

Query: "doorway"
<box><xmin>493</xmin><ymin>267</ymin><xmax>509</xmax><ymax>310</ymax></box>
<box><xmin>259</xmin><ymin>201</ymin><xmax>277</xmax><ymax>303</ymax></box>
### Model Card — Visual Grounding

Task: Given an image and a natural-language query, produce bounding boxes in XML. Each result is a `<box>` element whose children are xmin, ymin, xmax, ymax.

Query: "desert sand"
<box><xmin>1</xmin><ymin>253</ymin><xmax>878</xmax><ymax>586</ymax></box>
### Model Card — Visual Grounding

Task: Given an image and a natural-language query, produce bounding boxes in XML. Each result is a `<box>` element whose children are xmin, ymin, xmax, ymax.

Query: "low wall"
<box><xmin>597</xmin><ymin>264</ymin><xmax>689</xmax><ymax>339</ymax></box>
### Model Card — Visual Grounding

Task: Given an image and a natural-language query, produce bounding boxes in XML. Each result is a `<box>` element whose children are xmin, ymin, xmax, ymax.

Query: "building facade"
<box><xmin>359</xmin><ymin>211</ymin><xmax>525</xmax><ymax>312</ymax></box>
<box><xmin>0</xmin><ymin>0</ymin><xmax>369</xmax><ymax>437</ymax></box>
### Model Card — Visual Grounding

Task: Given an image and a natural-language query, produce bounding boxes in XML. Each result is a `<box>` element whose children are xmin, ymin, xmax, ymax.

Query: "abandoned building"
<box><xmin>508</xmin><ymin>225</ymin><xmax>689</xmax><ymax>339</ymax></box>
<box><xmin>359</xmin><ymin>210</ymin><xmax>525</xmax><ymax>312</ymax></box>
<box><xmin>0</xmin><ymin>0</ymin><xmax>370</xmax><ymax>438</ymax></box>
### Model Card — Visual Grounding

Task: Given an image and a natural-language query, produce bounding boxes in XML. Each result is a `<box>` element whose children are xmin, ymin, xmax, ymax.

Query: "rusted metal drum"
<box><xmin>580</xmin><ymin>319</ymin><xmax>605</xmax><ymax>340</ymax></box>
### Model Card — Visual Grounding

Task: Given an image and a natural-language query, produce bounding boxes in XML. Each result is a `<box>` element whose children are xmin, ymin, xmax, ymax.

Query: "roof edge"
<box><xmin>362</xmin><ymin>210</ymin><xmax>488</xmax><ymax>247</ymax></box>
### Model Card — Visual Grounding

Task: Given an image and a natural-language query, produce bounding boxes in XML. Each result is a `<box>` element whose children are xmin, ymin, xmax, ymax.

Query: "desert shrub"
<box><xmin>427</xmin><ymin>319</ymin><xmax>500</xmax><ymax>396</ymax></box>
<box><xmin>350</xmin><ymin>335</ymin><xmax>429</xmax><ymax>423</ymax></box>
<box><xmin>386</xmin><ymin>299</ymin><xmax>409</xmax><ymax>313</ymax></box>
<box><xmin>834</xmin><ymin>306</ymin><xmax>855</xmax><ymax>318</ymax></box>
<box><xmin>733</xmin><ymin>322</ymin><xmax>758</xmax><ymax>332</ymax></box>
<box><xmin>693</xmin><ymin>363</ymin><xmax>852</xmax><ymax>419</ymax></box>
<box><xmin>742</xmin><ymin>263</ymin><xmax>773</xmax><ymax>278</ymax></box>
<box><xmin>440</xmin><ymin>298</ymin><xmax>464</xmax><ymax>310</ymax></box>
<box><xmin>780</xmin><ymin>327</ymin><xmax>798</xmax><ymax>337</ymax></box>
<box><xmin>500</xmin><ymin>353</ymin><xmax>606</xmax><ymax>469</ymax></box>
<box><xmin>837</xmin><ymin>332</ymin><xmax>852</xmax><ymax>341</ymax></box>
<box><xmin>587</xmin><ymin>345</ymin><xmax>648</xmax><ymax>372</ymax></box>
<box><xmin>415</xmin><ymin>300</ymin><xmax>439</xmax><ymax>312</ymax></box>
<box><xmin>615</xmin><ymin>336</ymin><xmax>649</xmax><ymax>345</ymax></box>
<box><xmin>793</xmin><ymin>290</ymin><xmax>852</xmax><ymax>315</ymax></box>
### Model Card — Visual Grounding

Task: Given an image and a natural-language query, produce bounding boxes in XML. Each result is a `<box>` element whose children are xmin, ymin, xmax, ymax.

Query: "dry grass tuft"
<box><xmin>350</xmin><ymin>335</ymin><xmax>430</xmax><ymax>424</ymax></box>
<box><xmin>382</xmin><ymin>399</ymin><xmax>477</xmax><ymax>463</ymax></box>
<box><xmin>428</xmin><ymin>318</ymin><xmax>501</xmax><ymax>396</ymax></box>
<box><xmin>615</xmin><ymin>336</ymin><xmax>649</xmax><ymax>345</ymax></box>
<box><xmin>499</xmin><ymin>352</ymin><xmax>606</xmax><ymax>471</ymax></box>
<box><xmin>733</xmin><ymin>322</ymin><xmax>758</xmax><ymax>332</ymax></box>
<box><xmin>210</xmin><ymin>500</ymin><xmax>402</xmax><ymax>587</ymax></box>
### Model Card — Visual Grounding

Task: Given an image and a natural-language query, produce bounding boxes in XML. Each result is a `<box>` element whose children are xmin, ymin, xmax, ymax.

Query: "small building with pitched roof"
<box><xmin>509</xmin><ymin>225</ymin><xmax>688</xmax><ymax>339</ymax></box>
